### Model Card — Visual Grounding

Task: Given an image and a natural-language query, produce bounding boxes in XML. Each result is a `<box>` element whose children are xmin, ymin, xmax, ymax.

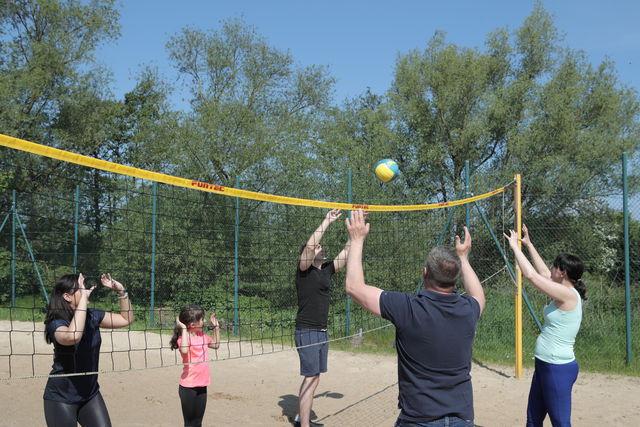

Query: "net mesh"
<box><xmin>0</xmin><ymin>151</ymin><xmax>514</xmax><ymax>379</ymax></box>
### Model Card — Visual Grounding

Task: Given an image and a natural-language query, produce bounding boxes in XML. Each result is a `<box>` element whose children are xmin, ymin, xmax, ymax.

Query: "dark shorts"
<box><xmin>295</xmin><ymin>328</ymin><xmax>328</xmax><ymax>376</ymax></box>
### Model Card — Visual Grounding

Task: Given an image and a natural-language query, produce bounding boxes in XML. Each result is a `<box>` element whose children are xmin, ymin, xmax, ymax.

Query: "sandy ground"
<box><xmin>1</xmin><ymin>321</ymin><xmax>639</xmax><ymax>426</ymax></box>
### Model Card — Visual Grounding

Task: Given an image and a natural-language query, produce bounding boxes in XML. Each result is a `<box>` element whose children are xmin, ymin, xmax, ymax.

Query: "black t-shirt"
<box><xmin>380</xmin><ymin>290</ymin><xmax>480</xmax><ymax>423</ymax></box>
<box><xmin>295</xmin><ymin>260</ymin><xmax>335</xmax><ymax>329</ymax></box>
<box><xmin>43</xmin><ymin>308</ymin><xmax>106</xmax><ymax>403</ymax></box>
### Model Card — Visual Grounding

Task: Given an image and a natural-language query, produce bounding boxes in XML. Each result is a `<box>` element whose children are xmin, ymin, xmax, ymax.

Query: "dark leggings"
<box><xmin>526</xmin><ymin>358</ymin><xmax>579</xmax><ymax>427</ymax></box>
<box><xmin>43</xmin><ymin>391</ymin><xmax>111</xmax><ymax>427</ymax></box>
<box><xmin>179</xmin><ymin>385</ymin><xmax>208</xmax><ymax>427</ymax></box>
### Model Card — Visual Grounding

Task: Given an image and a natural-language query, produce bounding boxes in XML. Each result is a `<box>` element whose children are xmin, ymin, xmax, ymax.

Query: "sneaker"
<box><xmin>292</xmin><ymin>420</ymin><xmax>324</xmax><ymax>427</ymax></box>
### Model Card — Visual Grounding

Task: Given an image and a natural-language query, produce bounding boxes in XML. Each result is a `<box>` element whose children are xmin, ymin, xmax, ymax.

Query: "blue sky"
<box><xmin>98</xmin><ymin>0</ymin><xmax>640</xmax><ymax>108</ymax></box>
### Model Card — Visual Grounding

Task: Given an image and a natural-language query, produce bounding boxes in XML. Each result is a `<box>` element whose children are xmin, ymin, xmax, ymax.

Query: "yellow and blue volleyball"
<box><xmin>374</xmin><ymin>159</ymin><xmax>400</xmax><ymax>182</ymax></box>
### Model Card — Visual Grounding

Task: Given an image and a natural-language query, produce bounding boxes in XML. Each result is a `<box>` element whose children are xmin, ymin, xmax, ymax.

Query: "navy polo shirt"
<box><xmin>380</xmin><ymin>289</ymin><xmax>480</xmax><ymax>423</ymax></box>
<box><xmin>43</xmin><ymin>308</ymin><xmax>106</xmax><ymax>403</ymax></box>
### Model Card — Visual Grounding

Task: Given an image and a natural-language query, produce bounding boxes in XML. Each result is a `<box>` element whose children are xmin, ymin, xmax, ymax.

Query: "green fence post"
<box><xmin>345</xmin><ymin>168</ymin><xmax>352</xmax><ymax>336</ymax></box>
<box><xmin>15</xmin><ymin>214</ymin><xmax>48</xmax><ymax>303</ymax></box>
<box><xmin>622</xmin><ymin>152</ymin><xmax>632</xmax><ymax>365</ymax></box>
<box><xmin>0</xmin><ymin>212</ymin><xmax>9</xmax><ymax>233</ymax></box>
<box><xmin>473</xmin><ymin>202</ymin><xmax>542</xmax><ymax>331</ymax></box>
<box><xmin>233</xmin><ymin>176</ymin><xmax>240</xmax><ymax>336</ymax></box>
<box><xmin>11</xmin><ymin>190</ymin><xmax>16</xmax><ymax>309</ymax></box>
<box><xmin>150</xmin><ymin>182</ymin><xmax>158</xmax><ymax>327</ymax></box>
<box><xmin>73</xmin><ymin>185</ymin><xmax>80</xmax><ymax>273</ymax></box>
<box><xmin>465</xmin><ymin>160</ymin><xmax>470</xmax><ymax>229</ymax></box>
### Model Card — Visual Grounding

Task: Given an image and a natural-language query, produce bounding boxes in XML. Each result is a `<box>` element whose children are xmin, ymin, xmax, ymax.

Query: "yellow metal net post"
<box><xmin>514</xmin><ymin>174</ymin><xmax>523</xmax><ymax>379</ymax></box>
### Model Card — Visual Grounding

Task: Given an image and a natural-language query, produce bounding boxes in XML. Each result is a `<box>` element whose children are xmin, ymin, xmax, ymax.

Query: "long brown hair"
<box><xmin>169</xmin><ymin>305</ymin><xmax>205</xmax><ymax>350</ymax></box>
<box><xmin>553</xmin><ymin>253</ymin><xmax>587</xmax><ymax>300</ymax></box>
<box><xmin>44</xmin><ymin>274</ymin><xmax>81</xmax><ymax>344</ymax></box>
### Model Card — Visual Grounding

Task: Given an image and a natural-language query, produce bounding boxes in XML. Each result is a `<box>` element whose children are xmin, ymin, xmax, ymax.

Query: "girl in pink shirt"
<box><xmin>170</xmin><ymin>305</ymin><xmax>220</xmax><ymax>427</ymax></box>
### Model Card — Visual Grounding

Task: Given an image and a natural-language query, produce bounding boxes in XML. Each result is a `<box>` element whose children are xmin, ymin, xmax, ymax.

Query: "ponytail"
<box><xmin>573</xmin><ymin>278</ymin><xmax>587</xmax><ymax>301</ymax></box>
<box><xmin>553</xmin><ymin>253</ymin><xmax>586</xmax><ymax>301</ymax></box>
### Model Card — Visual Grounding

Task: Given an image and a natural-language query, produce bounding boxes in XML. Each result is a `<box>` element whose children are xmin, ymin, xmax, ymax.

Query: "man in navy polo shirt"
<box><xmin>345</xmin><ymin>209</ymin><xmax>485</xmax><ymax>427</ymax></box>
<box><xmin>293</xmin><ymin>209</ymin><xmax>351</xmax><ymax>427</ymax></box>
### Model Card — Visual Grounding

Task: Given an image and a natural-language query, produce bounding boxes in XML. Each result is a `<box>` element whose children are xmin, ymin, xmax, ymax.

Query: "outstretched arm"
<box><xmin>208</xmin><ymin>314</ymin><xmax>220</xmax><ymax>350</ymax></box>
<box><xmin>299</xmin><ymin>209</ymin><xmax>342</xmax><ymax>271</ymax></box>
<box><xmin>345</xmin><ymin>210</ymin><xmax>383</xmax><ymax>317</ymax></box>
<box><xmin>521</xmin><ymin>224</ymin><xmax>551</xmax><ymax>278</ymax></box>
<box><xmin>99</xmin><ymin>274</ymin><xmax>135</xmax><ymax>329</ymax></box>
<box><xmin>54</xmin><ymin>274</ymin><xmax>93</xmax><ymax>345</ymax></box>
<box><xmin>333</xmin><ymin>240</ymin><xmax>351</xmax><ymax>272</ymax></box>
<box><xmin>455</xmin><ymin>227</ymin><xmax>485</xmax><ymax>314</ymax></box>
<box><xmin>505</xmin><ymin>230</ymin><xmax>576</xmax><ymax>305</ymax></box>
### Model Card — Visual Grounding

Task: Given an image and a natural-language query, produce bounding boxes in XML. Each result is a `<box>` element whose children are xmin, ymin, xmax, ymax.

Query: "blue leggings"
<box><xmin>526</xmin><ymin>358</ymin><xmax>578</xmax><ymax>427</ymax></box>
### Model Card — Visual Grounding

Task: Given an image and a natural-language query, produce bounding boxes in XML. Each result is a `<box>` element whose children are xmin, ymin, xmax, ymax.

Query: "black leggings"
<box><xmin>179</xmin><ymin>385</ymin><xmax>208</xmax><ymax>427</ymax></box>
<box><xmin>43</xmin><ymin>391</ymin><xmax>111</xmax><ymax>427</ymax></box>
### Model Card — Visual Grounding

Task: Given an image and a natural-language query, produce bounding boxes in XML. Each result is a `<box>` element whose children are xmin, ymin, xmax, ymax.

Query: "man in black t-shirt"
<box><xmin>344</xmin><ymin>210</ymin><xmax>486</xmax><ymax>426</ymax></box>
<box><xmin>293</xmin><ymin>209</ymin><xmax>350</xmax><ymax>427</ymax></box>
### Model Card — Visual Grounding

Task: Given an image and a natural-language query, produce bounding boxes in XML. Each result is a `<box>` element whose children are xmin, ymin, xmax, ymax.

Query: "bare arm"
<box><xmin>505</xmin><ymin>230</ymin><xmax>576</xmax><ymax>306</ymax></box>
<box><xmin>208</xmin><ymin>314</ymin><xmax>220</xmax><ymax>350</ymax></box>
<box><xmin>333</xmin><ymin>240</ymin><xmax>350</xmax><ymax>273</ymax></box>
<box><xmin>176</xmin><ymin>317</ymin><xmax>190</xmax><ymax>355</ymax></box>
<box><xmin>455</xmin><ymin>227</ymin><xmax>485</xmax><ymax>314</ymax></box>
<box><xmin>299</xmin><ymin>209</ymin><xmax>342</xmax><ymax>271</ymax></box>
<box><xmin>521</xmin><ymin>224</ymin><xmax>551</xmax><ymax>278</ymax></box>
<box><xmin>54</xmin><ymin>284</ymin><xmax>92</xmax><ymax>346</ymax></box>
<box><xmin>99</xmin><ymin>274</ymin><xmax>135</xmax><ymax>329</ymax></box>
<box><xmin>345</xmin><ymin>210</ymin><xmax>383</xmax><ymax>317</ymax></box>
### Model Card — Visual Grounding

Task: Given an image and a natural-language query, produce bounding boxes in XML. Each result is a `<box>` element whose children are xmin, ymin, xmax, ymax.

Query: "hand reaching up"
<box><xmin>345</xmin><ymin>209</ymin><xmax>370</xmax><ymax>242</ymax></box>
<box><xmin>455</xmin><ymin>226</ymin><xmax>472</xmax><ymax>258</ymax></box>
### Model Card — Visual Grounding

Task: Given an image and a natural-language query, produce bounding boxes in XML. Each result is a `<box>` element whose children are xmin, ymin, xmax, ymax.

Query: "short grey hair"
<box><xmin>425</xmin><ymin>246</ymin><xmax>461</xmax><ymax>288</ymax></box>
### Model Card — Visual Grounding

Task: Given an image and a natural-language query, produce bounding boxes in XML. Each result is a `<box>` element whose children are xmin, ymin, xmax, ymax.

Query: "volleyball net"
<box><xmin>0</xmin><ymin>134</ymin><xmax>519</xmax><ymax>380</ymax></box>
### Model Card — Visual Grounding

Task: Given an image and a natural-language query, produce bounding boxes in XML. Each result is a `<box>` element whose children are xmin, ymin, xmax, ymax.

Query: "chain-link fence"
<box><xmin>1</xmin><ymin>156</ymin><xmax>638</xmax><ymax>378</ymax></box>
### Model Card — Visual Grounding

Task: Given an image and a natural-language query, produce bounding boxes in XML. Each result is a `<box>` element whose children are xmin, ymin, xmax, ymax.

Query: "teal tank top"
<box><xmin>534</xmin><ymin>287</ymin><xmax>582</xmax><ymax>364</ymax></box>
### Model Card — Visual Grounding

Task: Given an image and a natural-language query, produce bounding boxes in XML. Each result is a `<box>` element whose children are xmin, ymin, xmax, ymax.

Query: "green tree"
<box><xmin>387</xmin><ymin>4</ymin><xmax>640</xmax><ymax>216</ymax></box>
<box><xmin>0</xmin><ymin>0</ymin><xmax>120</xmax><ymax>196</ymax></box>
<box><xmin>318</xmin><ymin>89</ymin><xmax>403</xmax><ymax>205</ymax></box>
<box><xmin>0</xmin><ymin>0</ymin><xmax>119</xmax><ymax>137</ymax></box>
<box><xmin>166</xmin><ymin>18</ymin><xmax>335</xmax><ymax>196</ymax></box>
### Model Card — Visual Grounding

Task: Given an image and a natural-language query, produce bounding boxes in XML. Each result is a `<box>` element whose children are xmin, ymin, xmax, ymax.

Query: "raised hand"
<box><xmin>326</xmin><ymin>209</ymin><xmax>342</xmax><ymax>223</ymax></box>
<box><xmin>345</xmin><ymin>209</ymin><xmax>370</xmax><ymax>241</ymax></box>
<box><xmin>455</xmin><ymin>226</ymin><xmax>472</xmax><ymax>258</ymax></box>
<box><xmin>78</xmin><ymin>273</ymin><xmax>96</xmax><ymax>299</ymax></box>
<box><xmin>504</xmin><ymin>229</ymin><xmax>520</xmax><ymax>248</ymax></box>
<box><xmin>521</xmin><ymin>224</ymin><xmax>531</xmax><ymax>246</ymax></box>
<box><xmin>176</xmin><ymin>316</ymin><xmax>187</xmax><ymax>330</ymax></box>
<box><xmin>100</xmin><ymin>273</ymin><xmax>124</xmax><ymax>293</ymax></box>
<box><xmin>210</xmin><ymin>314</ymin><xmax>219</xmax><ymax>329</ymax></box>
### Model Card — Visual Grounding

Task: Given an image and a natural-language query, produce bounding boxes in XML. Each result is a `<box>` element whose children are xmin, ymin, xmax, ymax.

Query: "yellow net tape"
<box><xmin>1</xmin><ymin>133</ymin><xmax>511</xmax><ymax>211</ymax></box>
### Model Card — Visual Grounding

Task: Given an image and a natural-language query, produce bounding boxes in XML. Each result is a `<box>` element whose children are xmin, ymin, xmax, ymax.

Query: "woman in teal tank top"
<box><xmin>505</xmin><ymin>225</ymin><xmax>587</xmax><ymax>427</ymax></box>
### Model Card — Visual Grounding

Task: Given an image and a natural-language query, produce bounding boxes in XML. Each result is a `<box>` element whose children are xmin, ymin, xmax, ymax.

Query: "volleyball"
<box><xmin>374</xmin><ymin>159</ymin><xmax>400</xmax><ymax>182</ymax></box>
